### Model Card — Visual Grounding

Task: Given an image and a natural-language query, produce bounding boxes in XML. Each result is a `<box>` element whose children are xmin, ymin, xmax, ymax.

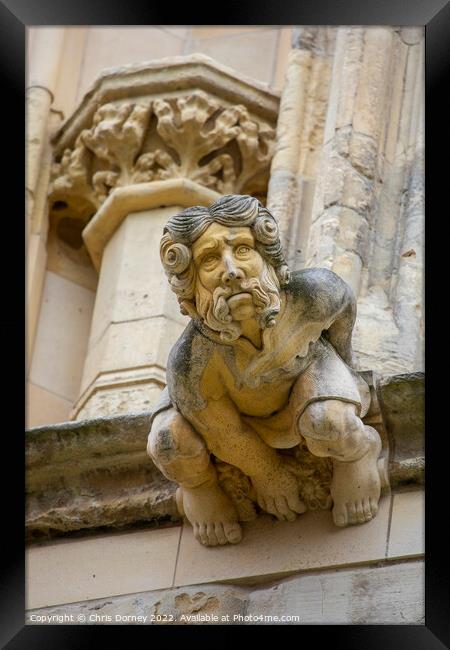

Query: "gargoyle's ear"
<box><xmin>160</xmin><ymin>232</ymin><xmax>191</xmax><ymax>275</ymax></box>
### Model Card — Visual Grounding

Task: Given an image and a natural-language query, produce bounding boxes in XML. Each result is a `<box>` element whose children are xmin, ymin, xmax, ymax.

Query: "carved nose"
<box><xmin>222</xmin><ymin>258</ymin><xmax>244</xmax><ymax>284</ymax></box>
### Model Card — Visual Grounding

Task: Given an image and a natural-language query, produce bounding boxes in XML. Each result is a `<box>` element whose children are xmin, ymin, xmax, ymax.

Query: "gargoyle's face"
<box><xmin>192</xmin><ymin>223</ymin><xmax>265</xmax><ymax>322</ymax></box>
<box><xmin>191</xmin><ymin>222</ymin><xmax>282</xmax><ymax>341</ymax></box>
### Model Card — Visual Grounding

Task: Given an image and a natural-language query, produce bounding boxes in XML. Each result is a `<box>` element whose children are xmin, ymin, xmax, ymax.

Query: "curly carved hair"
<box><xmin>160</xmin><ymin>194</ymin><xmax>290</xmax><ymax>314</ymax></box>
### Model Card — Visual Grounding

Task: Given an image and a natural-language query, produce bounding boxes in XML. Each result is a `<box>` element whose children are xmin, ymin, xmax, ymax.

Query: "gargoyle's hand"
<box><xmin>251</xmin><ymin>461</ymin><xmax>307</xmax><ymax>522</ymax></box>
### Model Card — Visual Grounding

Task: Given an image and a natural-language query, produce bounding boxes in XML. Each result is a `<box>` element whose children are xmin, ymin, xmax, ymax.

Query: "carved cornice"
<box><xmin>52</xmin><ymin>54</ymin><xmax>279</xmax><ymax>154</ymax></box>
<box><xmin>48</xmin><ymin>55</ymin><xmax>280</xmax><ymax>254</ymax></box>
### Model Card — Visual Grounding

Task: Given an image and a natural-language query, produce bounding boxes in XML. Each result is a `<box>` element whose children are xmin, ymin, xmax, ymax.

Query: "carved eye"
<box><xmin>202</xmin><ymin>254</ymin><xmax>219</xmax><ymax>268</ymax></box>
<box><xmin>235</xmin><ymin>245</ymin><xmax>251</xmax><ymax>257</ymax></box>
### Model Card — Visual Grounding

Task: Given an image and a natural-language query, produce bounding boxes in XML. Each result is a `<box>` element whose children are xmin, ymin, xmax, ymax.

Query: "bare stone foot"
<box><xmin>177</xmin><ymin>481</ymin><xmax>242</xmax><ymax>546</ymax></box>
<box><xmin>331</xmin><ymin>427</ymin><xmax>382</xmax><ymax>527</ymax></box>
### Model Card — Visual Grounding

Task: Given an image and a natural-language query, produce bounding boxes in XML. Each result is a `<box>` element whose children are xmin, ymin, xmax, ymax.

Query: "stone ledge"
<box><xmin>26</xmin><ymin>411</ymin><xmax>179</xmax><ymax>543</ymax></box>
<box><xmin>174</xmin><ymin>497</ymin><xmax>391</xmax><ymax>587</ymax></box>
<box><xmin>375</xmin><ymin>371</ymin><xmax>425</xmax><ymax>488</ymax></box>
<box><xmin>26</xmin><ymin>372</ymin><xmax>424</xmax><ymax>543</ymax></box>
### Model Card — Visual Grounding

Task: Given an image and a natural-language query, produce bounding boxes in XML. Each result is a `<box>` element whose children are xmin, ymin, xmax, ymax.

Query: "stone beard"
<box><xmin>194</xmin><ymin>261</ymin><xmax>282</xmax><ymax>342</ymax></box>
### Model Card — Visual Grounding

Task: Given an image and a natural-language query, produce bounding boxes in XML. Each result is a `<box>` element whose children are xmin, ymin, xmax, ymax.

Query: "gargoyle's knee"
<box><xmin>147</xmin><ymin>408</ymin><xmax>212</xmax><ymax>485</ymax></box>
<box><xmin>147</xmin><ymin>409</ymin><xmax>181</xmax><ymax>463</ymax></box>
<box><xmin>299</xmin><ymin>400</ymin><xmax>368</xmax><ymax>460</ymax></box>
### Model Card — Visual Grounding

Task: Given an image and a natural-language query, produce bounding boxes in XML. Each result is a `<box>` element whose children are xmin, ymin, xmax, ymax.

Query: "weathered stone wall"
<box><xmin>268</xmin><ymin>26</ymin><xmax>424</xmax><ymax>375</ymax></box>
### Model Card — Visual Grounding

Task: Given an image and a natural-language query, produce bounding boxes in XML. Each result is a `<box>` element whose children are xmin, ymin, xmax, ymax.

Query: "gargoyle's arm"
<box><xmin>299</xmin><ymin>268</ymin><xmax>357</xmax><ymax>367</ymax></box>
<box><xmin>324</xmin><ymin>282</ymin><xmax>357</xmax><ymax>366</ymax></box>
<box><xmin>187</xmin><ymin>395</ymin><xmax>281</xmax><ymax>479</ymax></box>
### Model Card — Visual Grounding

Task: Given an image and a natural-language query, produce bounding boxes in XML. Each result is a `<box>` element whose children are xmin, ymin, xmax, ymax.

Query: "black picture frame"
<box><xmin>7</xmin><ymin>0</ymin><xmax>448</xmax><ymax>646</ymax></box>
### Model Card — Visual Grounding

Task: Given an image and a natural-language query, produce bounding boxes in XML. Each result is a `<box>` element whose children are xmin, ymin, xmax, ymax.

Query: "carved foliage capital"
<box><xmin>49</xmin><ymin>92</ymin><xmax>276</xmax><ymax>215</ymax></box>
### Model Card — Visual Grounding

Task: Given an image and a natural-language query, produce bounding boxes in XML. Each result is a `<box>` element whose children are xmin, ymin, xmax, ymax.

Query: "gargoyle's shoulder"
<box><xmin>166</xmin><ymin>322</ymin><xmax>218</xmax><ymax>414</ymax></box>
<box><xmin>167</xmin><ymin>321</ymin><xmax>215</xmax><ymax>379</ymax></box>
<box><xmin>286</xmin><ymin>268</ymin><xmax>354</xmax><ymax>317</ymax></box>
<box><xmin>287</xmin><ymin>268</ymin><xmax>350</xmax><ymax>296</ymax></box>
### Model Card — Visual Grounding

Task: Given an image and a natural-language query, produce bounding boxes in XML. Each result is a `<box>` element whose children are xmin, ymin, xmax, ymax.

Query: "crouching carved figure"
<box><xmin>147</xmin><ymin>194</ymin><xmax>383</xmax><ymax>546</ymax></box>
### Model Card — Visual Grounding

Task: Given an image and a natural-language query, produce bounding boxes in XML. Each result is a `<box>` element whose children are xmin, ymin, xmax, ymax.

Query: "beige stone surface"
<box><xmin>26</xmin><ymin>87</ymin><xmax>53</xmax><ymax>196</ymax></box>
<box><xmin>162</xmin><ymin>27</ymin><xmax>191</xmax><ymax>38</ymax></box>
<box><xmin>287</xmin><ymin>26</ymin><xmax>425</xmax><ymax>375</ymax></box>
<box><xmin>83</xmin><ymin>183</ymin><xmax>221</xmax><ymax>272</ymax></box>
<box><xmin>71</xmin><ymin>205</ymin><xmax>192</xmax><ymax>417</ymax></box>
<box><xmin>27</xmin><ymin>28</ymin><xmax>65</xmax><ymax>92</ymax></box>
<box><xmin>46</xmin><ymin>227</ymin><xmax>99</xmax><ymax>293</ymax></box>
<box><xmin>246</xmin><ymin>560</ymin><xmax>424</xmax><ymax>624</ymax></box>
<box><xmin>85</xmin><ymin>206</ymin><xmax>189</xmax><ymax>347</ymax></box>
<box><xmin>75</xmin><ymin>382</ymin><xmax>163</xmax><ymax>420</ymax></box>
<box><xmin>272</xmin><ymin>27</ymin><xmax>293</xmax><ymax>91</ymax></box>
<box><xmin>26</xmin><ymin>526</ymin><xmax>181</xmax><ymax>609</ymax></box>
<box><xmin>188</xmin><ymin>30</ymin><xmax>279</xmax><ymax>86</ymax></box>
<box><xmin>269</xmin><ymin>49</ymin><xmax>310</xmax><ymax>176</ymax></box>
<box><xmin>174</xmin><ymin>496</ymin><xmax>390</xmax><ymax>586</ymax></box>
<box><xmin>26</xmin><ymin>61</ymin><xmax>64</xmax><ymax>370</ymax></box>
<box><xmin>383</xmin><ymin>39</ymin><xmax>409</xmax><ymax>166</ymax></box>
<box><xmin>330</xmin><ymin>29</ymin><xmax>363</xmax><ymax>134</ymax></box>
<box><xmin>26</xmin><ymin>411</ymin><xmax>180</xmax><ymax>540</ymax></box>
<box><xmin>76</xmin><ymin>28</ymin><xmax>184</xmax><ymax>103</ymax></box>
<box><xmin>27</xmin><ymin>108</ymin><xmax>61</xmax><ymax>243</ymax></box>
<box><xmin>78</xmin><ymin>316</ymin><xmax>184</xmax><ymax>398</ymax></box>
<box><xmin>52</xmin><ymin>28</ymin><xmax>88</xmax><ymax>120</ymax></box>
<box><xmin>388</xmin><ymin>490</ymin><xmax>424</xmax><ymax>559</ymax></box>
<box><xmin>352</xmin><ymin>28</ymin><xmax>395</xmax><ymax>141</ymax></box>
<box><xmin>26</xmin><ymin>382</ymin><xmax>72</xmax><ymax>429</ymax></box>
<box><xmin>26</xmin><ymin>233</ymin><xmax>47</xmax><ymax>369</ymax></box>
<box><xmin>190</xmin><ymin>27</ymin><xmax>262</xmax><ymax>39</ymax></box>
<box><xmin>26</xmin><ymin>28</ymin><xmax>65</xmax><ymax>230</ymax></box>
<box><xmin>29</xmin><ymin>271</ymin><xmax>95</xmax><ymax>402</ymax></box>
<box><xmin>26</xmin><ymin>559</ymin><xmax>424</xmax><ymax>625</ymax></box>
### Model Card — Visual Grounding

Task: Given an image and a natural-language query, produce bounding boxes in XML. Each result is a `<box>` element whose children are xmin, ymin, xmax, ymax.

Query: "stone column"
<box><xmin>26</xmin><ymin>28</ymin><xmax>66</xmax><ymax>367</ymax></box>
<box><xmin>306</xmin><ymin>27</ymin><xmax>397</xmax><ymax>296</ymax></box>
<box><xmin>48</xmin><ymin>55</ymin><xmax>280</xmax><ymax>419</ymax></box>
<box><xmin>267</xmin><ymin>27</ymin><xmax>336</xmax><ymax>270</ymax></box>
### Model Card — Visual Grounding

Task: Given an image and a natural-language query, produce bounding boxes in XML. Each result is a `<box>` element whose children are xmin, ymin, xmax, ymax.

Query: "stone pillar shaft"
<box><xmin>26</xmin><ymin>28</ymin><xmax>66</xmax><ymax>368</ymax></box>
<box><xmin>74</xmin><ymin>205</ymin><xmax>186</xmax><ymax>419</ymax></box>
<box><xmin>307</xmin><ymin>27</ymin><xmax>396</xmax><ymax>296</ymax></box>
<box><xmin>267</xmin><ymin>27</ymin><xmax>335</xmax><ymax>271</ymax></box>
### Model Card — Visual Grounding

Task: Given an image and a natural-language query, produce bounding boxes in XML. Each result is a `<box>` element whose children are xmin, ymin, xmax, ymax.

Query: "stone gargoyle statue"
<box><xmin>147</xmin><ymin>194</ymin><xmax>383</xmax><ymax>546</ymax></box>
